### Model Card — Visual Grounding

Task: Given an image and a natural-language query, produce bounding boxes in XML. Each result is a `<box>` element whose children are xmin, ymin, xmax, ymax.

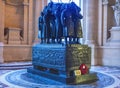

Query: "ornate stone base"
<box><xmin>96</xmin><ymin>27</ymin><xmax>120</xmax><ymax>66</ymax></box>
<box><xmin>7</xmin><ymin>28</ymin><xmax>22</xmax><ymax>45</ymax></box>
<box><xmin>108</xmin><ymin>27</ymin><xmax>120</xmax><ymax>46</ymax></box>
<box><xmin>28</xmin><ymin>44</ymin><xmax>98</xmax><ymax>84</ymax></box>
<box><xmin>28</xmin><ymin>67</ymin><xmax>97</xmax><ymax>84</ymax></box>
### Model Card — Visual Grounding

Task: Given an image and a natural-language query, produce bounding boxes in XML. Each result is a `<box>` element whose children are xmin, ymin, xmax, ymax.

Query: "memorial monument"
<box><xmin>109</xmin><ymin>0</ymin><xmax>120</xmax><ymax>46</ymax></box>
<box><xmin>28</xmin><ymin>1</ymin><xmax>97</xmax><ymax>84</ymax></box>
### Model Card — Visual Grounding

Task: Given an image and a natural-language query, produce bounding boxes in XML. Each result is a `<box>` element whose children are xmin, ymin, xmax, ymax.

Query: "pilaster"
<box><xmin>102</xmin><ymin>0</ymin><xmax>109</xmax><ymax>45</ymax></box>
<box><xmin>85</xmin><ymin>0</ymin><xmax>99</xmax><ymax>45</ymax></box>
<box><xmin>28</xmin><ymin>0</ymin><xmax>33</xmax><ymax>44</ymax></box>
<box><xmin>33</xmin><ymin>0</ymin><xmax>43</xmax><ymax>43</ymax></box>
<box><xmin>22</xmin><ymin>0</ymin><xmax>29</xmax><ymax>44</ymax></box>
<box><xmin>0</xmin><ymin>0</ymin><xmax>5</xmax><ymax>42</ymax></box>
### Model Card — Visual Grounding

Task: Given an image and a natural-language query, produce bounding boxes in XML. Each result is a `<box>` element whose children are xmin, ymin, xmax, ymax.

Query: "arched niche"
<box><xmin>0</xmin><ymin>0</ymin><xmax>33</xmax><ymax>45</ymax></box>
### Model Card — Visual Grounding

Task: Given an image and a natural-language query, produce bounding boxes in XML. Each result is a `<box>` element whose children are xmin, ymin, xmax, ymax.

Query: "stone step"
<box><xmin>0</xmin><ymin>66</ymin><xmax>32</xmax><ymax>70</ymax></box>
<box><xmin>0</xmin><ymin>61</ymin><xmax>32</xmax><ymax>70</ymax></box>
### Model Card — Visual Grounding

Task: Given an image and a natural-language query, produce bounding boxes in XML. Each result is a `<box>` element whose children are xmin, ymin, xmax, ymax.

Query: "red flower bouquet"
<box><xmin>79</xmin><ymin>64</ymin><xmax>88</xmax><ymax>75</ymax></box>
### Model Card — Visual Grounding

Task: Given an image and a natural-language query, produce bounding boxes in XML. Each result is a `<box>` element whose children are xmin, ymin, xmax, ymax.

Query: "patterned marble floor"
<box><xmin>0</xmin><ymin>63</ymin><xmax>120</xmax><ymax>88</ymax></box>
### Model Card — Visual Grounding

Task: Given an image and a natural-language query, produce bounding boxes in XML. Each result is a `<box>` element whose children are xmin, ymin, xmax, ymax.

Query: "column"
<box><xmin>85</xmin><ymin>0</ymin><xmax>99</xmax><ymax>45</ymax></box>
<box><xmin>22</xmin><ymin>0</ymin><xmax>29</xmax><ymax>44</ymax></box>
<box><xmin>102</xmin><ymin>0</ymin><xmax>109</xmax><ymax>45</ymax></box>
<box><xmin>28</xmin><ymin>0</ymin><xmax>33</xmax><ymax>44</ymax></box>
<box><xmin>98</xmin><ymin>0</ymin><xmax>103</xmax><ymax>46</ymax></box>
<box><xmin>0</xmin><ymin>0</ymin><xmax>5</xmax><ymax>63</ymax></box>
<box><xmin>33</xmin><ymin>0</ymin><xmax>43</xmax><ymax>43</ymax></box>
<box><xmin>0</xmin><ymin>0</ymin><xmax>5</xmax><ymax>42</ymax></box>
<box><xmin>0</xmin><ymin>0</ymin><xmax>4</xmax><ymax>62</ymax></box>
<box><xmin>84</xmin><ymin>0</ymin><xmax>99</xmax><ymax>66</ymax></box>
<box><xmin>33</xmin><ymin>0</ymin><xmax>48</xmax><ymax>43</ymax></box>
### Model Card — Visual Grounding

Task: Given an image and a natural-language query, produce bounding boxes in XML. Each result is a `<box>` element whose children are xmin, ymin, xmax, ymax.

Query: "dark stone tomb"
<box><xmin>28</xmin><ymin>1</ymin><xmax>98</xmax><ymax>84</ymax></box>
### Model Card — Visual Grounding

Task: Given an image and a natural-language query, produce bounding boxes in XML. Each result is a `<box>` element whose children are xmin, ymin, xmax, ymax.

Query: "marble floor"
<box><xmin>0</xmin><ymin>62</ymin><xmax>120</xmax><ymax>88</ymax></box>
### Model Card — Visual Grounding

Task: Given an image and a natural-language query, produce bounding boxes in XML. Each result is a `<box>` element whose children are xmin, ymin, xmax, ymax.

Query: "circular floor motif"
<box><xmin>0</xmin><ymin>69</ymin><xmax>115</xmax><ymax>88</ymax></box>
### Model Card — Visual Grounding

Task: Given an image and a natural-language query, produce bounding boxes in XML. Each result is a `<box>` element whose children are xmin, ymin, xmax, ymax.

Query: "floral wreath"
<box><xmin>79</xmin><ymin>64</ymin><xmax>88</xmax><ymax>75</ymax></box>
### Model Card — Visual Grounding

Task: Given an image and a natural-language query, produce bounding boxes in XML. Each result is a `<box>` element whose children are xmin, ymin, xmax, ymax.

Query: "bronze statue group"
<box><xmin>38</xmin><ymin>1</ymin><xmax>83</xmax><ymax>45</ymax></box>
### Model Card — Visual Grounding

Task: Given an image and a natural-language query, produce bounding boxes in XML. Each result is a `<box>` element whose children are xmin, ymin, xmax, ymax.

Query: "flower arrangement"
<box><xmin>79</xmin><ymin>64</ymin><xmax>88</xmax><ymax>75</ymax></box>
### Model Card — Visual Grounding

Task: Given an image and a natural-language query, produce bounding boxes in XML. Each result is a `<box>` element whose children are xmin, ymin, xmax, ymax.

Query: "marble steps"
<box><xmin>0</xmin><ymin>61</ymin><xmax>32</xmax><ymax>70</ymax></box>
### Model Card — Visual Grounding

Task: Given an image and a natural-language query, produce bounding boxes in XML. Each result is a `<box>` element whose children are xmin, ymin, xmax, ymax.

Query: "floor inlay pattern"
<box><xmin>0</xmin><ymin>66</ymin><xmax>120</xmax><ymax>88</ymax></box>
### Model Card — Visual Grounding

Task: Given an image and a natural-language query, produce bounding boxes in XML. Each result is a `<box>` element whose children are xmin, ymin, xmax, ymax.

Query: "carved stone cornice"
<box><xmin>3</xmin><ymin>0</ymin><xmax>25</xmax><ymax>6</ymax></box>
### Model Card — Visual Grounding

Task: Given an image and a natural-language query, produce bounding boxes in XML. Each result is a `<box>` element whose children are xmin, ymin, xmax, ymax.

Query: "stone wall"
<box><xmin>0</xmin><ymin>0</ymin><xmax>34</xmax><ymax>62</ymax></box>
<box><xmin>95</xmin><ymin>46</ymin><xmax>120</xmax><ymax>66</ymax></box>
<box><xmin>0</xmin><ymin>0</ymin><xmax>48</xmax><ymax>62</ymax></box>
<box><xmin>81</xmin><ymin>0</ymin><xmax>120</xmax><ymax>66</ymax></box>
<box><xmin>5</xmin><ymin>0</ymin><xmax>24</xmax><ymax>28</ymax></box>
<box><xmin>0</xmin><ymin>0</ymin><xmax>120</xmax><ymax>66</ymax></box>
<box><xmin>3</xmin><ymin>45</ymin><xmax>32</xmax><ymax>62</ymax></box>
